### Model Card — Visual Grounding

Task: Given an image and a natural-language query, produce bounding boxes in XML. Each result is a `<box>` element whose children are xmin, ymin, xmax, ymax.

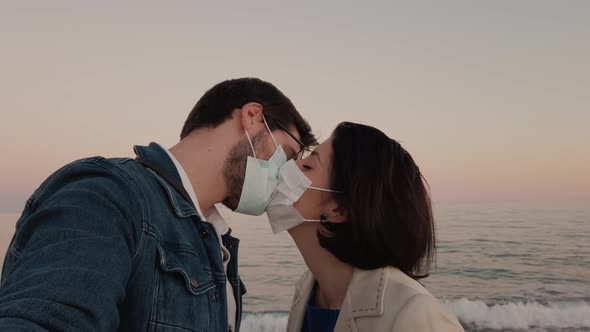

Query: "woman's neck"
<box><xmin>288</xmin><ymin>224</ymin><xmax>354</xmax><ymax>310</ymax></box>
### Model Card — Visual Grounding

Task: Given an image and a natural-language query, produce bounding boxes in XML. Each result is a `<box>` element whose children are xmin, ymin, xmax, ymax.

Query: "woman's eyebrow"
<box><xmin>311</xmin><ymin>150</ymin><xmax>323</xmax><ymax>166</ymax></box>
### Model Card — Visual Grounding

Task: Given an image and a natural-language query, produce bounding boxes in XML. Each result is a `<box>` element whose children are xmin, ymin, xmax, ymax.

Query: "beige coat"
<box><xmin>287</xmin><ymin>267</ymin><xmax>464</xmax><ymax>332</ymax></box>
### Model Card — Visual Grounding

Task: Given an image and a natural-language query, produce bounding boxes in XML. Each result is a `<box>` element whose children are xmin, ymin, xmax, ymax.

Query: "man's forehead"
<box><xmin>286</xmin><ymin>124</ymin><xmax>302</xmax><ymax>142</ymax></box>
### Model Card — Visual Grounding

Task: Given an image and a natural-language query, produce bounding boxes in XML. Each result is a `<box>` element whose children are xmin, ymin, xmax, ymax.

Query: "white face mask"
<box><xmin>265</xmin><ymin>160</ymin><xmax>340</xmax><ymax>233</ymax></box>
<box><xmin>234</xmin><ymin>115</ymin><xmax>287</xmax><ymax>216</ymax></box>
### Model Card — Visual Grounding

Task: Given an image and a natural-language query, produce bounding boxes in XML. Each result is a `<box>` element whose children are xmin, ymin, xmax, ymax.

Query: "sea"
<box><xmin>1</xmin><ymin>201</ymin><xmax>589</xmax><ymax>331</ymax></box>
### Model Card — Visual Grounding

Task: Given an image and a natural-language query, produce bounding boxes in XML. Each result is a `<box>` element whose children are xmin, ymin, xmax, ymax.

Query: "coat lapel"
<box><xmin>287</xmin><ymin>270</ymin><xmax>315</xmax><ymax>332</ymax></box>
<box><xmin>333</xmin><ymin>292</ymin><xmax>358</xmax><ymax>332</ymax></box>
<box><xmin>288</xmin><ymin>268</ymin><xmax>389</xmax><ymax>332</ymax></box>
<box><xmin>334</xmin><ymin>267</ymin><xmax>388</xmax><ymax>332</ymax></box>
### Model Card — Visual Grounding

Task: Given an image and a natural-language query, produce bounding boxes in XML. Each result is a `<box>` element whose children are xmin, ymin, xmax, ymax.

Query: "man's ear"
<box><xmin>240</xmin><ymin>102</ymin><xmax>264</xmax><ymax>131</ymax></box>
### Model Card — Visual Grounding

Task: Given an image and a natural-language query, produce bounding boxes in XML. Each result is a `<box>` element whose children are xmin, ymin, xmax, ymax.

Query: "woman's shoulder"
<box><xmin>348</xmin><ymin>266</ymin><xmax>433</xmax><ymax>305</ymax></box>
<box><xmin>389</xmin><ymin>292</ymin><xmax>464</xmax><ymax>332</ymax></box>
<box><xmin>349</xmin><ymin>267</ymin><xmax>464</xmax><ymax>332</ymax></box>
<box><xmin>382</xmin><ymin>266</ymin><xmax>433</xmax><ymax>298</ymax></box>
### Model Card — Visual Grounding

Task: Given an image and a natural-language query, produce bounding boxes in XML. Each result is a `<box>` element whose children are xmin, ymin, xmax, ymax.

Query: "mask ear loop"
<box><xmin>308</xmin><ymin>186</ymin><xmax>342</xmax><ymax>193</ymax></box>
<box><xmin>262</xmin><ymin>114</ymin><xmax>279</xmax><ymax>148</ymax></box>
<box><xmin>302</xmin><ymin>214</ymin><xmax>333</xmax><ymax>223</ymax></box>
<box><xmin>244</xmin><ymin>129</ymin><xmax>257</xmax><ymax>159</ymax></box>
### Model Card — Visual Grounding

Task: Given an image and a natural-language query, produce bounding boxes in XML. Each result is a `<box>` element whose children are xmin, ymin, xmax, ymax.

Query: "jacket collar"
<box><xmin>287</xmin><ymin>270</ymin><xmax>314</xmax><ymax>332</ymax></box>
<box><xmin>133</xmin><ymin>142</ymin><xmax>200</xmax><ymax>219</ymax></box>
<box><xmin>346</xmin><ymin>267</ymin><xmax>388</xmax><ymax>317</ymax></box>
<box><xmin>288</xmin><ymin>267</ymin><xmax>389</xmax><ymax>332</ymax></box>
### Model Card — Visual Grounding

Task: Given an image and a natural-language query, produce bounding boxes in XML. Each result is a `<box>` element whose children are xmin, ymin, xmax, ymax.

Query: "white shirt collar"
<box><xmin>161</xmin><ymin>144</ymin><xmax>229</xmax><ymax>236</ymax></box>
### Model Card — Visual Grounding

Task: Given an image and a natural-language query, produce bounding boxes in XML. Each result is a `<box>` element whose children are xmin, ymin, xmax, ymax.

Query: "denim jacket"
<box><xmin>0</xmin><ymin>142</ymin><xmax>246</xmax><ymax>332</ymax></box>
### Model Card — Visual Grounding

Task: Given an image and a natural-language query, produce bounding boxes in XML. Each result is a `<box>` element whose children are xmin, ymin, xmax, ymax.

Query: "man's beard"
<box><xmin>221</xmin><ymin>131</ymin><xmax>266</xmax><ymax>210</ymax></box>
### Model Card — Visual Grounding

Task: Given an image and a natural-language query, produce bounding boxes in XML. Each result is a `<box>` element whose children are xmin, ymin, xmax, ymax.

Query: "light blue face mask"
<box><xmin>234</xmin><ymin>115</ymin><xmax>287</xmax><ymax>216</ymax></box>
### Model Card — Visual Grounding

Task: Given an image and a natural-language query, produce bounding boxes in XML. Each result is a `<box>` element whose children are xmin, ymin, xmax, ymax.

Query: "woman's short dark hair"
<box><xmin>181</xmin><ymin>77</ymin><xmax>316</xmax><ymax>148</ymax></box>
<box><xmin>318</xmin><ymin>122</ymin><xmax>436</xmax><ymax>279</ymax></box>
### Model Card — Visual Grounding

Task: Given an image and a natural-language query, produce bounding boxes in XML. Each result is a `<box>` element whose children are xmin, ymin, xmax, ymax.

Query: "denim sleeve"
<box><xmin>0</xmin><ymin>158</ymin><xmax>143</xmax><ymax>332</ymax></box>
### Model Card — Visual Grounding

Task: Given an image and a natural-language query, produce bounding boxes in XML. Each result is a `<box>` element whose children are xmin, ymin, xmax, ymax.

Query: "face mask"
<box><xmin>234</xmin><ymin>115</ymin><xmax>288</xmax><ymax>216</ymax></box>
<box><xmin>265</xmin><ymin>160</ymin><xmax>340</xmax><ymax>233</ymax></box>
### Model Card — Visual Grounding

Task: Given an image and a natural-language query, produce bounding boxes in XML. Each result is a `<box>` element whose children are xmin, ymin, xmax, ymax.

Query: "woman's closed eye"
<box><xmin>303</xmin><ymin>164</ymin><xmax>312</xmax><ymax>171</ymax></box>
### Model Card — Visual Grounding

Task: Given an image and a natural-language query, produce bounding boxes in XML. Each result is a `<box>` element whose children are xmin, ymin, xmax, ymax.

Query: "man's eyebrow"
<box><xmin>268</xmin><ymin>117</ymin><xmax>305</xmax><ymax>151</ymax></box>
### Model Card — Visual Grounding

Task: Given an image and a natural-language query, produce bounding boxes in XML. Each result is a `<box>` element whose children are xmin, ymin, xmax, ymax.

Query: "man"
<box><xmin>0</xmin><ymin>78</ymin><xmax>316</xmax><ymax>331</ymax></box>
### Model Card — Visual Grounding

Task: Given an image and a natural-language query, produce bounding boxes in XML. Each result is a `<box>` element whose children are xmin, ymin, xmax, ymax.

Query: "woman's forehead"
<box><xmin>315</xmin><ymin>138</ymin><xmax>333</xmax><ymax>158</ymax></box>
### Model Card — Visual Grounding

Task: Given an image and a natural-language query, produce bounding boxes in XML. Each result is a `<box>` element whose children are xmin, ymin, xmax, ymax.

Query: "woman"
<box><xmin>265</xmin><ymin>122</ymin><xmax>464</xmax><ymax>332</ymax></box>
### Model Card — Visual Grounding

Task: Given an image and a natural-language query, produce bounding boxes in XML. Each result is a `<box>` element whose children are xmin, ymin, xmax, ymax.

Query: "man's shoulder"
<box><xmin>27</xmin><ymin>156</ymin><xmax>147</xmax><ymax>213</ymax></box>
<box><xmin>42</xmin><ymin>155</ymin><xmax>139</xmax><ymax>180</ymax></box>
<box><xmin>58</xmin><ymin>155</ymin><xmax>154</xmax><ymax>192</ymax></box>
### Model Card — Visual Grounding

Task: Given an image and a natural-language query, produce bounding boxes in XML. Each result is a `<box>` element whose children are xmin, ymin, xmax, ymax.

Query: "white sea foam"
<box><xmin>241</xmin><ymin>312</ymin><xmax>288</xmax><ymax>332</ymax></box>
<box><xmin>241</xmin><ymin>300</ymin><xmax>590</xmax><ymax>331</ymax></box>
<box><xmin>445</xmin><ymin>298</ymin><xmax>590</xmax><ymax>330</ymax></box>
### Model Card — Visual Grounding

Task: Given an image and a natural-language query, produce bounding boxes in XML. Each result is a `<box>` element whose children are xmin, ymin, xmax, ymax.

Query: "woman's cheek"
<box><xmin>302</xmin><ymin>191</ymin><xmax>327</xmax><ymax>220</ymax></box>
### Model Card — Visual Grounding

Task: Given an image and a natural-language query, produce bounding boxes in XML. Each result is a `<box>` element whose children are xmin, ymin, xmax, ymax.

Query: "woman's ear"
<box><xmin>240</xmin><ymin>102</ymin><xmax>264</xmax><ymax>131</ymax></box>
<box><xmin>324</xmin><ymin>200</ymin><xmax>347</xmax><ymax>224</ymax></box>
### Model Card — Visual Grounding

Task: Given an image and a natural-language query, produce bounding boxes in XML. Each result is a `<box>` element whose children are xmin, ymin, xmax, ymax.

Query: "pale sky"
<box><xmin>1</xmin><ymin>1</ymin><xmax>589</xmax><ymax>212</ymax></box>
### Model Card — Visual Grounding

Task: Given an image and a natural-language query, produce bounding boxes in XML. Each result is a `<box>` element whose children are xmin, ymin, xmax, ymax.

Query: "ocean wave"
<box><xmin>242</xmin><ymin>300</ymin><xmax>590</xmax><ymax>331</ymax></box>
<box><xmin>241</xmin><ymin>299</ymin><xmax>590</xmax><ymax>332</ymax></box>
<box><xmin>241</xmin><ymin>312</ymin><xmax>288</xmax><ymax>332</ymax></box>
<box><xmin>445</xmin><ymin>298</ymin><xmax>590</xmax><ymax>330</ymax></box>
